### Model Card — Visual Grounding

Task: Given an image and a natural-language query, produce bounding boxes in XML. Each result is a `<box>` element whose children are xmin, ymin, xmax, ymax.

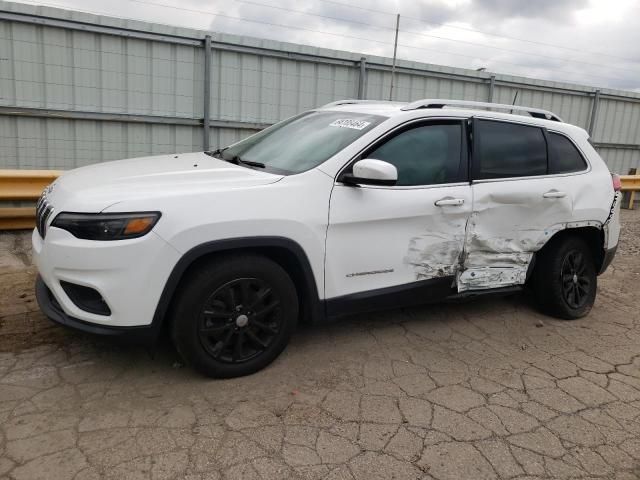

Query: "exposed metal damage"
<box><xmin>453</xmin><ymin>185</ymin><xmax>573</xmax><ymax>292</ymax></box>
<box><xmin>457</xmin><ymin>253</ymin><xmax>532</xmax><ymax>291</ymax></box>
<box><xmin>404</xmin><ymin>216</ymin><xmax>467</xmax><ymax>281</ymax></box>
<box><xmin>405</xmin><ymin>194</ymin><xmax>606</xmax><ymax>293</ymax></box>
<box><xmin>457</xmin><ymin>219</ymin><xmax>604</xmax><ymax>292</ymax></box>
<box><xmin>404</xmin><ymin>234</ymin><xmax>463</xmax><ymax>280</ymax></box>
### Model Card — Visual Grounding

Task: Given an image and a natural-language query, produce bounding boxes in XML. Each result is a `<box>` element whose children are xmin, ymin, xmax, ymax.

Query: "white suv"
<box><xmin>33</xmin><ymin>99</ymin><xmax>621</xmax><ymax>378</ymax></box>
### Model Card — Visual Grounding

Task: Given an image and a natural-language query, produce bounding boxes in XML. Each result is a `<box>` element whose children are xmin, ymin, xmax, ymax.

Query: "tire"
<box><xmin>532</xmin><ymin>235</ymin><xmax>597</xmax><ymax>320</ymax></box>
<box><xmin>171</xmin><ymin>254</ymin><xmax>298</xmax><ymax>378</ymax></box>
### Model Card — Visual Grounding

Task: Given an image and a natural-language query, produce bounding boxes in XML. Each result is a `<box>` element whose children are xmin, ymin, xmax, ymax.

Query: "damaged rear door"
<box><xmin>459</xmin><ymin>118</ymin><xmax>574</xmax><ymax>291</ymax></box>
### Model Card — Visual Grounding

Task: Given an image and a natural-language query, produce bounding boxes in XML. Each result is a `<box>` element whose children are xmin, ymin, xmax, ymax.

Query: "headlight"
<box><xmin>51</xmin><ymin>212</ymin><xmax>161</xmax><ymax>240</ymax></box>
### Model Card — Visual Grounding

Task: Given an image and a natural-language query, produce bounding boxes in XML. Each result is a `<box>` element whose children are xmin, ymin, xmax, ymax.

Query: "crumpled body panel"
<box><xmin>404</xmin><ymin>229</ymin><xmax>466</xmax><ymax>281</ymax></box>
<box><xmin>458</xmin><ymin>178</ymin><xmax>575</xmax><ymax>292</ymax></box>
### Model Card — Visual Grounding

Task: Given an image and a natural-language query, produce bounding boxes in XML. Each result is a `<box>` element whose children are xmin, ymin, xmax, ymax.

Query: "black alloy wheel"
<box><xmin>171</xmin><ymin>254</ymin><xmax>298</xmax><ymax>378</ymax></box>
<box><xmin>532</xmin><ymin>235</ymin><xmax>597</xmax><ymax>320</ymax></box>
<box><xmin>198</xmin><ymin>278</ymin><xmax>282</xmax><ymax>364</ymax></box>
<box><xmin>560</xmin><ymin>250</ymin><xmax>592</xmax><ymax>310</ymax></box>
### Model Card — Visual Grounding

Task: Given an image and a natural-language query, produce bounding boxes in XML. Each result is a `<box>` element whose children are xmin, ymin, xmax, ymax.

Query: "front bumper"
<box><xmin>36</xmin><ymin>276</ymin><xmax>155</xmax><ymax>341</ymax></box>
<box><xmin>32</xmin><ymin>225</ymin><xmax>180</xmax><ymax>329</ymax></box>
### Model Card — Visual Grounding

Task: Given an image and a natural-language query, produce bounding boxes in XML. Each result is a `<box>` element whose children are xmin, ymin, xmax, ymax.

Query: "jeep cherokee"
<box><xmin>33</xmin><ymin>99</ymin><xmax>621</xmax><ymax>378</ymax></box>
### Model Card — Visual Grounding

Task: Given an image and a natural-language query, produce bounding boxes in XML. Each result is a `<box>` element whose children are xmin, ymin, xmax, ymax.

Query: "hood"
<box><xmin>46</xmin><ymin>152</ymin><xmax>283</xmax><ymax>212</ymax></box>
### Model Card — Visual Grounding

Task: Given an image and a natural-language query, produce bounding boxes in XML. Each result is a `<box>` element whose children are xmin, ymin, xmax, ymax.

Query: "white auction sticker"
<box><xmin>329</xmin><ymin>119</ymin><xmax>371</xmax><ymax>130</ymax></box>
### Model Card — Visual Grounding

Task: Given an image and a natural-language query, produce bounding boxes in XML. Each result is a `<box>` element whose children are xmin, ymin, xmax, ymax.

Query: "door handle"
<box><xmin>543</xmin><ymin>190</ymin><xmax>567</xmax><ymax>199</ymax></box>
<box><xmin>434</xmin><ymin>197</ymin><xmax>465</xmax><ymax>207</ymax></box>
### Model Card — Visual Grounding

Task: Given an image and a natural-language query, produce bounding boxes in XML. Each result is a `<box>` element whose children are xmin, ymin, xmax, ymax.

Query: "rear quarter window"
<box><xmin>548</xmin><ymin>132</ymin><xmax>588</xmax><ymax>174</ymax></box>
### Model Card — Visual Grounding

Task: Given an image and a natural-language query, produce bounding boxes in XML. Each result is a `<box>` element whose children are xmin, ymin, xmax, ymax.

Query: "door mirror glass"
<box><xmin>342</xmin><ymin>159</ymin><xmax>398</xmax><ymax>186</ymax></box>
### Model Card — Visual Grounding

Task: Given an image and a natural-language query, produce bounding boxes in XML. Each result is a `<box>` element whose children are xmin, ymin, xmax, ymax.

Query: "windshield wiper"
<box><xmin>204</xmin><ymin>147</ymin><xmax>228</xmax><ymax>159</ymax></box>
<box><xmin>205</xmin><ymin>149</ymin><xmax>265</xmax><ymax>169</ymax></box>
<box><xmin>229</xmin><ymin>155</ymin><xmax>266</xmax><ymax>169</ymax></box>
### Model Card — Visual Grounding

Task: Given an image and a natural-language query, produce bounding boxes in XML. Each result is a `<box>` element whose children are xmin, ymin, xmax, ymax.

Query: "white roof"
<box><xmin>318</xmin><ymin>99</ymin><xmax>589</xmax><ymax>138</ymax></box>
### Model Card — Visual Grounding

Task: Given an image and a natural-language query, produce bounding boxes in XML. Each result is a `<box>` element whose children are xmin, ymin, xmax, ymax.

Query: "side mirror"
<box><xmin>341</xmin><ymin>159</ymin><xmax>398</xmax><ymax>187</ymax></box>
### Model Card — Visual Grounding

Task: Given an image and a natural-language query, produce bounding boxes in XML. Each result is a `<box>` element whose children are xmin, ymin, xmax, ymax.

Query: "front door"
<box><xmin>325</xmin><ymin>120</ymin><xmax>472</xmax><ymax>314</ymax></box>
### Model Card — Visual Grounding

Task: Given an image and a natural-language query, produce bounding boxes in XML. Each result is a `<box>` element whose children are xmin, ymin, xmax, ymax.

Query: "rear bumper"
<box><xmin>599</xmin><ymin>192</ymin><xmax>621</xmax><ymax>275</ymax></box>
<box><xmin>599</xmin><ymin>245</ymin><xmax>618</xmax><ymax>275</ymax></box>
<box><xmin>36</xmin><ymin>275</ymin><xmax>156</xmax><ymax>342</ymax></box>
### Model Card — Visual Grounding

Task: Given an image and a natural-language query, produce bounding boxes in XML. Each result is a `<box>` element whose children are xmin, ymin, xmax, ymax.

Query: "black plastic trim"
<box><xmin>151</xmin><ymin>236</ymin><xmax>323</xmax><ymax>337</ymax></box>
<box><xmin>36</xmin><ymin>276</ymin><xmax>154</xmax><ymax>341</ymax></box>
<box><xmin>60</xmin><ymin>280</ymin><xmax>112</xmax><ymax>316</ymax></box>
<box><xmin>541</xmin><ymin>127</ymin><xmax>551</xmax><ymax>174</ymax></box>
<box><xmin>599</xmin><ymin>245</ymin><xmax>617</xmax><ymax>275</ymax></box>
<box><xmin>341</xmin><ymin>173</ymin><xmax>397</xmax><ymax>187</ymax></box>
<box><xmin>326</xmin><ymin>276</ymin><xmax>455</xmax><ymax>318</ymax></box>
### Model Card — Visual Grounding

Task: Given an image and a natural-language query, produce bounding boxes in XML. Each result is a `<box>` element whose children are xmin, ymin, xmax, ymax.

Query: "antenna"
<box><xmin>511</xmin><ymin>90</ymin><xmax>519</xmax><ymax>114</ymax></box>
<box><xmin>389</xmin><ymin>14</ymin><xmax>400</xmax><ymax>101</ymax></box>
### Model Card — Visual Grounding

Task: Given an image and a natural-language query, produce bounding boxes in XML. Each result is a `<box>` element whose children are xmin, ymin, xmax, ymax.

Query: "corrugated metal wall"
<box><xmin>211</xmin><ymin>51</ymin><xmax>359</xmax><ymax>124</ymax></box>
<box><xmin>366</xmin><ymin>70</ymin><xmax>490</xmax><ymax>103</ymax></box>
<box><xmin>0</xmin><ymin>117</ymin><xmax>202</xmax><ymax>169</ymax></box>
<box><xmin>2</xmin><ymin>0</ymin><xmax>640</xmax><ymax>173</ymax></box>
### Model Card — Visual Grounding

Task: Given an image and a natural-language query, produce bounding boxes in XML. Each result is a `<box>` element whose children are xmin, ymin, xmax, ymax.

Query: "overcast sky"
<box><xmin>12</xmin><ymin>0</ymin><xmax>640</xmax><ymax>91</ymax></box>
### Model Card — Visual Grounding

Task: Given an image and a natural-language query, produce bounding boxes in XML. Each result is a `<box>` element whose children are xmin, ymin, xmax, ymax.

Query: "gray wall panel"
<box><xmin>1</xmin><ymin>21</ymin><xmax>203</xmax><ymax>117</ymax></box>
<box><xmin>595</xmin><ymin>147</ymin><xmax>640</xmax><ymax>175</ymax></box>
<box><xmin>594</xmin><ymin>98</ymin><xmax>640</xmax><ymax>145</ymax></box>
<box><xmin>1</xmin><ymin>0</ymin><xmax>640</xmax><ymax>173</ymax></box>
<box><xmin>492</xmin><ymin>86</ymin><xmax>593</xmax><ymax>129</ymax></box>
<box><xmin>0</xmin><ymin>116</ymin><xmax>205</xmax><ymax>169</ymax></box>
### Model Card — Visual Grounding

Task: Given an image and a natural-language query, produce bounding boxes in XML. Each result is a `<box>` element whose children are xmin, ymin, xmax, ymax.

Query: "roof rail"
<box><xmin>400</xmin><ymin>99</ymin><xmax>563</xmax><ymax>122</ymax></box>
<box><xmin>320</xmin><ymin>99</ymin><xmax>402</xmax><ymax>109</ymax></box>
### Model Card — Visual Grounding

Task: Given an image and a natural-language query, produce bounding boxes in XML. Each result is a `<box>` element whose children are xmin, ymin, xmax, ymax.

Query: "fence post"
<box><xmin>488</xmin><ymin>75</ymin><xmax>495</xmax><ymax>103</ymax></box>
<box><xmin>357</xmin><ymin>57</ymin><xmax>367</xmax><ymax>100</ymax></box>
<box><xmin>203</xmin><ymin>35</ymin><xmax>212</xmax><ymax>151</ymax></box>
<box><xmin>588</xmin><ymin>89</ymin><xmax>600</xmax><ymax>137</ymax></box>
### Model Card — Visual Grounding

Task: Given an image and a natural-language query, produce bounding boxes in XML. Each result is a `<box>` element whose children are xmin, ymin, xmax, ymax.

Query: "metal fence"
<box><xmin>2</xmin><ymin>0</ymin><xmax>640</xmax><ymax>173</ymax></box>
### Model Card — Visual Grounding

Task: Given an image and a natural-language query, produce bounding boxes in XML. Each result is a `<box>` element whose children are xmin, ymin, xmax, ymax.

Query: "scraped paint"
<box><xmin>404</xmin><ymin>216</ymin><xmax>467</xmax><ymax>281</ymax></box>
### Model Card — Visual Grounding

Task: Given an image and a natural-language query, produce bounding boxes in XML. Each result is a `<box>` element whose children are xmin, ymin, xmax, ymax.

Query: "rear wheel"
<box><xmin>171</xmin><ymin>254</ymin><xmax>298</xmax><ymax>378</ymax></box>
<box><xmin>533</xmin><ymin>236</ymin><xmax>597</xmax><ymax>319</ymax></box>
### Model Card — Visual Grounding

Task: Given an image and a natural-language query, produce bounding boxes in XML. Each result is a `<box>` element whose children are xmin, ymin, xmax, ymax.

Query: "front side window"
<box><xmin>363</xmin><ymin>122</ymin><xmax>465</xmax><ymax>186</ymax></box>
<box><xmin>548</xmin><ymin>132</ymin><xmax>587</xmax><ymax>174</ymax></box>
<box><xmin>217</xmin><ymin>111</ymin><xmax>385</xmax><ymax>174</ymax></box>
<box><xmin>474</xmin><ymin>120</ymin><xmax>547</xmax><ymax>179</ymax></box>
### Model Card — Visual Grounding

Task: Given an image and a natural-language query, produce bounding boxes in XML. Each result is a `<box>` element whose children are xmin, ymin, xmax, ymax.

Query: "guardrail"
<box><xmin>0</xmin><ymin>170</ymin><xmax>639</xmax><ymax>230</ymax></box>
<box><xmin>620</xmin><ymin>175</ymin><xmax>640</xmax><ymax>210</ymax></box>
<box><xmin>0</xmin><ymin>170</ymin><xmax>62</xmax><ymax>230</ymax></box>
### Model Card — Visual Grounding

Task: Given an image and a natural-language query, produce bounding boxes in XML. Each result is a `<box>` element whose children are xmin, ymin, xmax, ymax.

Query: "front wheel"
<box><xmin>171</xmin><ymin>254</ymin><xmax>298</xmax><ymax>378</ymax></box>
<box><xmin>533</xmin><ymin>236</ymin><xmax>597</xmax><ymax>320</ymax></box>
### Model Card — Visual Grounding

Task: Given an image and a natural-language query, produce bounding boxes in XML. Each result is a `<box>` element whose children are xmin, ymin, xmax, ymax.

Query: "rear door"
<box><xmin>460</xmin><ymin>118</ymin><xmax>575</xmax><ymax>291</ymax></box>
<box><xmin>325</xmin><ymin>119</ymin><xmax>472</xmax><ymax>313</ymax></box>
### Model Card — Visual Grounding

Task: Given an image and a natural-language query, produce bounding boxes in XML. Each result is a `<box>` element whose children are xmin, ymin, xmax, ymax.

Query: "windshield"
<box><xmin>215</xmin><ymin>111</ymin><xmax>385</xmax><ymax>174</ymax></box>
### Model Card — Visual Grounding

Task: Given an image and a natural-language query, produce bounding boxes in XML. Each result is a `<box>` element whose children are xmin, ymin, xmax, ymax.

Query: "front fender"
<box><xmin>150</xmin><ymin>236</ymin><xmax>324</xmax><ymax>336</ymax></box>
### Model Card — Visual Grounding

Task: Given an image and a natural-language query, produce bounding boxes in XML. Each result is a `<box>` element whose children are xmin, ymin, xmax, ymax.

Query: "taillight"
<box><xmin>612</xmin><ymin>174</ymin><xmax>622</xmax><ymax>192</ymax></box>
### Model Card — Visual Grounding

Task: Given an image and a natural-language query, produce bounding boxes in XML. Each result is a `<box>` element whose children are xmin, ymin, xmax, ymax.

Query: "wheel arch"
<box><xmin>151</xmin><ymin>237</ymin><xmax>323</xmax><ymax>340</ymax></box>
<box><xmin>535</xmin><ymin>224</ymin><xmax>605</xmax><ymax>273</ymax></box>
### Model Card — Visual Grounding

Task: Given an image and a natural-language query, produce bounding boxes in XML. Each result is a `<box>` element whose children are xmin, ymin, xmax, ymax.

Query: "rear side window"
<box><xmin>365</xmin><ymin>122</ymin><xmax>465</xmax><ymax>186</ymax></box>
<box><xmin>474</xmin><ymin>120</ymin><xmax>547</xmax><ymax>179</ymax></box>
<box><xmin>548</xmin><ymin>132</ymin><xmax>587</xmax><ymax>174</ymax></box>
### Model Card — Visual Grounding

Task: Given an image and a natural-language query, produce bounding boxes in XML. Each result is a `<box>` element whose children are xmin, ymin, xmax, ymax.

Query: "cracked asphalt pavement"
<box><xmin>1</xmin><ymin>211</ymin><xmax>640</xmax><ymax>480</ymax></box>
